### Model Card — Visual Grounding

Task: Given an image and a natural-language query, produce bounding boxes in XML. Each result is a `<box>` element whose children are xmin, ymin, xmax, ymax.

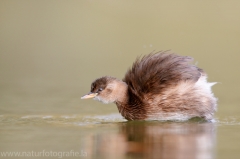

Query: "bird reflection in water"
<box><xmin>83</xmin><ymin>121</ymin><xmax>216</xmax><ymax>159</ymax></box>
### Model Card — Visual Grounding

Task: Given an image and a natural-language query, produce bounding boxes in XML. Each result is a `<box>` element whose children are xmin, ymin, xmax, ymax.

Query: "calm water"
<box><xmin>1</xmin><ymin>1</ymin><xmax>240</xmax><ymax>159</ymax></box>
<box><xmin>1</xmin><ymin>112</ymin><xmax>240</xmax><ymax>159</ymax></box>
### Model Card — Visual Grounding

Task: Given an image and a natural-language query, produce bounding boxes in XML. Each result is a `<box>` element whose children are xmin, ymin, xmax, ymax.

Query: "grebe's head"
<box><xmin>81</xmin><ymin>76</ymin><xmax>127</xmax><ymax>104</ymax></box>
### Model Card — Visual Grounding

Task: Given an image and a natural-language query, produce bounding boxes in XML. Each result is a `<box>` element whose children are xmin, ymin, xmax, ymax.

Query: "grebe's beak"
<box><xmin>81</xmin><ymin>92</ymin><xmax>98</xmax><ymax>99</ymax></box>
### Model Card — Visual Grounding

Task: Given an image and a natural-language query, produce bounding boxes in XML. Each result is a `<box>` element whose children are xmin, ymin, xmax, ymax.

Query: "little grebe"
<box><xmin>81</xmin><ymin>52</ymin><xmax>217</xmax><ymax>121</ymax></box>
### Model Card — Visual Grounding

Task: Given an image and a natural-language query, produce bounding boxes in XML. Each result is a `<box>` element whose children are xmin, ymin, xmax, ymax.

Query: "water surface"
<box><xmin>1</xmin><ymin>113</ymin><xmax>240</xmax><ymax>159</ymax></box>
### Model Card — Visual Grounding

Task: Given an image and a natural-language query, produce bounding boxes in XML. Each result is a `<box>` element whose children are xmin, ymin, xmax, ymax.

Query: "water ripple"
<box><xmin>0</xmin><ymin>114</ymin><xmax>126</xmax><ymax>126</ymax></box>
<box><xmin>1</xmin><ymin>114</ymin><xmax>240</xmax><ymax>126</ymax></box>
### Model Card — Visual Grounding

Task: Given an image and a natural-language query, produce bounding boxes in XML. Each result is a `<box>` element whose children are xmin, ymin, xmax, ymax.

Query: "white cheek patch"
<box><xmin>94</xmin><ymin>96</ymin><xmax>113</xmax><ymax>104</ymax></box>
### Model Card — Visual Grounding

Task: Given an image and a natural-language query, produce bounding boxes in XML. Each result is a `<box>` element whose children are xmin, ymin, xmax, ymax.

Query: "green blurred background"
<box><xmin>1</xmin><ymin>0</ymin><xmax>239</xmax><ymax>117</ymax></box>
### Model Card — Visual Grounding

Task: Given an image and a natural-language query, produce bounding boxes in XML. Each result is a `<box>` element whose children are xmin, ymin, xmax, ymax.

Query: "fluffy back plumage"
<box><xmin>123</xmin><ymin>51</ymin><xmax>203</xmax><ymax>97</ymax></box>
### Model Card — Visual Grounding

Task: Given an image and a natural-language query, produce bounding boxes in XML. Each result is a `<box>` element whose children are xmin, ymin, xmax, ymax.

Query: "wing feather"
<box><xmin>123</xmin><ymin>51</ymin><xmax>202</xmax><ymax>97</ymax></box>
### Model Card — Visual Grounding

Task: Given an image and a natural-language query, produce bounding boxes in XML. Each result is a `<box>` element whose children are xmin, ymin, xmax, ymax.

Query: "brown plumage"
<box><xmin>81</xmin><ymin>51</ymin><xmax>217</xmax><ymax>121</ymax></box>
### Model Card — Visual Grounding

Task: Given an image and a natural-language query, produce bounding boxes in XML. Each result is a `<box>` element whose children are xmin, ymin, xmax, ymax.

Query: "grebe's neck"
<box><xmin>112</xmin><ymin>80</ymin><xmax>128</xmax><ymax>104</ymax></box>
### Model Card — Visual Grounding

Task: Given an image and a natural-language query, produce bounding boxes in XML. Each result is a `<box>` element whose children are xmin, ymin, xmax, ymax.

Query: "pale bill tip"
<box><xmin>81</xmin><ymin>93</ymin><xmax>97</xmax><ymax>99</ymax></box>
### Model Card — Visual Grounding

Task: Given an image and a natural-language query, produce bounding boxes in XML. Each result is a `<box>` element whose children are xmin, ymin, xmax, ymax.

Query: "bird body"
<box><xmin>81</xmin><ymin>52</ymin><xmax>217</xmax><ymax>121</ymax></box>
